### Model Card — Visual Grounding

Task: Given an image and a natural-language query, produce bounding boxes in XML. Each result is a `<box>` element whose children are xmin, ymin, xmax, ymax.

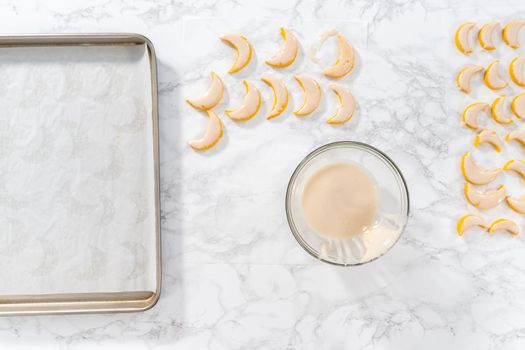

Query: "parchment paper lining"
<box><xmin>0</xmin><ymin>44</ymin><xmax>157</xmax><ymax>295</ymax></box>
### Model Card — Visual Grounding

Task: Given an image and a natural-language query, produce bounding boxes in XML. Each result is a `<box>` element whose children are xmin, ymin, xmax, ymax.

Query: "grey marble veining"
<box><xmin>2</xmin><ymin>0</ymin><xmax>525</xmax><ymax>349</ymax></box>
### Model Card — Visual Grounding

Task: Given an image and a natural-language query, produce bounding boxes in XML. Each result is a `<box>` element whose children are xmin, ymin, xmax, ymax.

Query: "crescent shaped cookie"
<box><xmin>478</xmin><ymin>22</ymin><xmax>499</xmax><ymax>50</ymax></box>
<box><xmin>326</xmin><ymin>83</ymin><xmax>355</xmax><ymax>124</ymax></box>
<box><xmin>261</xmin><ymin>76</ymin><xmax>288</xmax><ymax>119</ymax></box>
<box><xmin>503</xmin><ymin>159</ymin><xmax>525</xmax><ymax>180</ymax></box>
<box><xmin>186</xmin><ymin>71</ymin><xmax>224</xmax><ymax>110</ymax></box>
<box><xmin>457</xmin><ymin>214</ymin><xmax>487</xmax><ymax>236</ymax></box>
<box><xmin>488</xmin><ymin>218</ymin><xmax>519</xmax><ymax>236</ymax></box>
<box><xmin>461</xmin><ymin>151</ymin><xmax>501</xmax><ymax>185</ymax></box>
<box><xmin>464</xmin><ymin>183</ymin><xmax>505</xmax><ymax>210</ymax></box>
<box><xmin>505</xmin><ymin>129</ymin><xmax>525</xmax><ymax>150</ymax></box>
<box><xmin>265</xmin><ymin>28</ymin><xmax>299</xmax><ymax>68</ymax></box>
<box><xmin>473</xmin><ymin>129</ymin><xmax>503</xmax><ymax>152</ymax></box>
<box><xmin>462</xmin><ymin>102</ymin><xmax>491</xmax><ymax>130</ymax></box>
<box><xmin>509</xmin><ymin>56</ymin><xmax>525</xmax><ymax>87</ymax></box>
<box><xmin>323</xmin><ymin>34</ymin><xmax>355</xmax><ymax>78</ymax></box>
<box><xmin>226</xmin><ymin>80</ymin><xmax>262</xmax><ymax>121</ymax></box>
<box><xmin>491</xmin><ymin>95</ymin><xmax>513</xmax><ymax>124</ymax></box>
<box><xmin>188</xmin><ymin>110</ymin><xmax>223</xmax><ymax>151</ymax></box>
<box><xmin>484</xmin><ymin>60</ymin><xmax>508</xmax><ymax>90</ymax></box>
<box><xmin>506</xmin><ymin>194</ymin><xmax>525</xmax><ymax>214</ymax></box>
<box><xmin>503</xmin><ymin>19</ymin><xmax>525</xmax><ymax>49</ymax></box>
<box><xmin>220</xmin><ymin>34</ymin><xmax>253</xmax><ymax>74</ymax></box>
<box><xmin>456</xmin><ymin>22</ymin><xmax>477</xmax><ymax>54</ymax></box>
<box><xmin>511</xmin><ymin>93</ymin><xmax>525</xmax><ymax>119</ymax></box>
<box><xmin>456</xmin><ymin>65</ymin><xmax>484</xmax><ymax>93</ymax></box>
<box><xmin>294</xmin><ymin>74</ymin><xmax>322</xmax><ymax>116</ymax></box>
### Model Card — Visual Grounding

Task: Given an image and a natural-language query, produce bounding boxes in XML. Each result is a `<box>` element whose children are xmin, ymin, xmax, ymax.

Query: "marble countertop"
<box><xmin>2</xmin><ymin>0</ymin><xmax>525</xmax><ymax>349</ymax></box>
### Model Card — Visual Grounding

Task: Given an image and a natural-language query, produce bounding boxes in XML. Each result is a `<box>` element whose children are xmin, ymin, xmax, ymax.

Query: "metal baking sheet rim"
<box><xmin>0</xmin><ymin>33</ymin><xmax>162</xmax><ymax>316</ymax></box>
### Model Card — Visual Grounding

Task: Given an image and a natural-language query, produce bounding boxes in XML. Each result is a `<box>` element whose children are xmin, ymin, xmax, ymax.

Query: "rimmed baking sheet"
<box><xmin>0</xmin><ymin>34</ymin><xmax>161</xmax><ymax>315</ymax></box>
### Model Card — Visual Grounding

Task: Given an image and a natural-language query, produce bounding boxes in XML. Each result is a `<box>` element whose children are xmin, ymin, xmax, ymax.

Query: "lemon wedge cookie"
<box><xmin>457</xmin><ymin>214</ymin><xmax>487</xmax><ymax>236</ymax></box>
<box><xmin>455</xmin><ymin>22</ymin><xmax>476</xmax><ymax>54</ymax></box>
<box><xmin>505</xmin><ymin>129</ymin><xmax>525</xmax><ymax>150</ymax></box>
<box><xmin>226</xmin><ymin>80</ymin><xmax>262</xmax><ymax>121</ymax></box>
<box><xmin>461</xmin><ymin>151</ymin><xmax>501</xmax><ymax>185</ymax></box>
<box><xmin>484</xmin><ymin>60</ymin><xmax>508</xmax><ymax>90</ymax></box>
<box><xmin>474</xmin><ymin>129</ymin><xmax>503</xmax><ymax>152</ymax></box>
<box><xmin>464</xmin><ymin>183</ymin><xmax>505</xmax><ymax>209</ymax></box>
<box><xmin>503</xmin><ymin>19</ymin><xmax>525</xmax><ymax>49</ymax></box>
<box><xmin>456</xmin><ymin>65</ymin><xmax>484</xmax><ymax>93</ymax></box>
<box><xmin>261</xmin><ymin>76</ymin><xmax>288</xmax><ymax>119</ymax></box>
<box><xmin>506</xmin><ymin>194</ymin><xmax>525</xmax><ymax>214</ymax></box>
<box><xmin>220</xmin><ymin>34</ymin><xmax>253</xmax><ymax>74</ymax></box>
<box><xmin>188</xmin><ymin>110</ymin><xmax>223</xmax><ymax>151</ymax></box>
<box><xmin>503</xmin><ymin>159</ymin><xmax>525</xmax><ymax>180</ymax></box>
<box><xmin>462</xmin><ymin>102</ymin><xmax>490</xmax><ymax>130</ymax></box>
<box><xmin>511</xmin><ymin>93</ymin><xmax>525</xmax><ymax>119</ymax></box>
<box><xmin>509</xmin><ymin>56</ymin><xmax>525</xmax><ymax>87</ymax></box>
<box><xmin>478</xmin><ymin>22</ymin><xmax>499</xmax><ymax>50</ymax></box>
<box><xmin>488</xmin><ymin>218</ymin><xmax>520</xmax><ymax>236</ymax></box>
<box><xmin>294</xmin><ymin>74</ymin><xmax>322</xmax><ymax>116</ymax></box>
<box><xmin>186</xmin><ymin>71</ymin><xmax>224</xmax><ymax>111</ymax></box>
<box><xmin>322</xmin><ymin>33</ymin><xmax>355</xmax><ymax>78</ymax></box>
<box><xmin>265</xmin><ymin>28</ymin><xmax>299</xmax><ymax>68</ymax></box>
<box><xmin>326</xmin><ymin>83</ymin><xmax>355</xmax><ymax>124</ymax></box>
<box><xmin>491</xmin><ymin>95</ymin><xmax>513</xmax><ymax>124</ymax></box>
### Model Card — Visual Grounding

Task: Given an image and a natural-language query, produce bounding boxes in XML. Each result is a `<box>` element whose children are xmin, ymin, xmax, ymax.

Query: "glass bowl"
<box><xmin>285</xmin><ymin>141</ymin><xmax>409</xmax><ymax>266</ymax></box>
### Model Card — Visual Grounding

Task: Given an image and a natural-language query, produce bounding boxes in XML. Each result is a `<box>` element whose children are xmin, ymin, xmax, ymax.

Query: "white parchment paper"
<box><xmin>0</xmin><ymin>44</ymin><xmax>157</xmax><ymax>295</ymax></box>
